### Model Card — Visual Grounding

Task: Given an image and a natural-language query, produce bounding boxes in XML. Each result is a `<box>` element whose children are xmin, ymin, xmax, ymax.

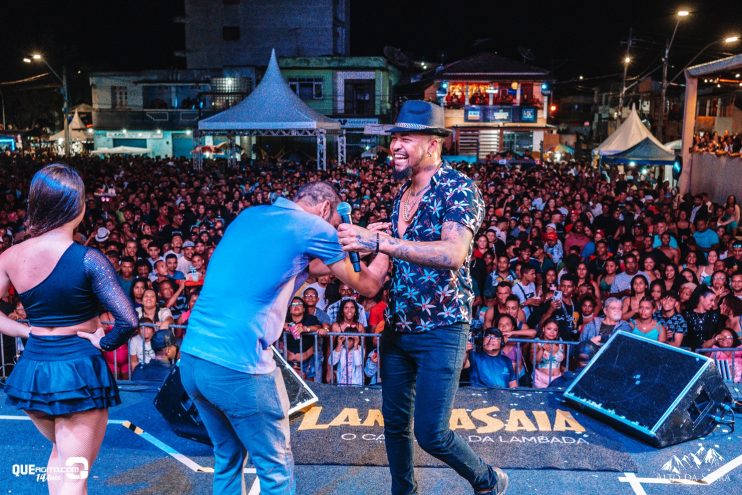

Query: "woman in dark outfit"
<box><xmin>0</xmin><ymin>164</ymin><xmax>138</xmax><ymax>494</ymax></box>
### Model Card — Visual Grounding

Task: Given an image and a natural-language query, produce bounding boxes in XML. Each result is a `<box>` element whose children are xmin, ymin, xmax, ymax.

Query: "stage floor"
<box><xmin>0</xmin><ymin>385</ymin><xmax>740</xmax><ymax>495</ymax></box>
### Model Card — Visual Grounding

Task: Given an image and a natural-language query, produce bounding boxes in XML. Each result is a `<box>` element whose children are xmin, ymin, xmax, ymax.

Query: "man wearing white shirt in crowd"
<box><xmin>306</xmin><ymin>274</ymin><xmax>331</xmax><ymax>311</ymax></box>
<box><xmin>164</xmin><ymin>234</ymin><xmax>185</xmax><ymax>259</ymax></box>
<box><xmin>177</xmin><ymin>240</ymin><xmax>196</xmax><ymax>274</ymax></box>
<box><xmin>609</xmin><ymin>253</ymin><xmax>648</xmax><ymax>298</ymax></box>
<box><xmin>512</xmin><ymin>265</ymin><xmax>540</xmax><ymax>319</ymax></box>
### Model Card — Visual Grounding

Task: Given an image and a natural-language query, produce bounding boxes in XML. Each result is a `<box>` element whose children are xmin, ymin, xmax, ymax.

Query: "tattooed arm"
<box><xmin>379</xmin><ymin>222</ymin><xmax>473</xmax><ymax>270</ymax></box>
<box><xmin>338</xmin><ymin>221</ymin><xmax>474</xmax><ymax>271</ymax></box>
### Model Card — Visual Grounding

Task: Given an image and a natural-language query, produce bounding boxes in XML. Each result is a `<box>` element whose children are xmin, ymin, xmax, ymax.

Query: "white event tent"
<box><xmin>596</xmin><ymin>108</ymin><xmax>673</xmax><ymax>158</ymax></box>
<box><xmin>197</xmin><ymin>49</ymin><xmax>343</xmax><ymax>170</ymax></box>
<box><xmin>49</xmin><ymin>111</ymin><xmax>90</xmax><ymax>143</ymax></box>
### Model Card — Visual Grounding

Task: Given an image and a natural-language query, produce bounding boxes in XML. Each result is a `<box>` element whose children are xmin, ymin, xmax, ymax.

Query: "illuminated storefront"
<box><xmin>413</xmin><ymin>53</ymin><xmax>554</xmax><ymax>159</ymax></box>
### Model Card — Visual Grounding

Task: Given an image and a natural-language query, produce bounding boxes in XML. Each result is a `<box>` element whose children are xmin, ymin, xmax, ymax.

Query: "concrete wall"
<box><xmin>689</xmin><ymin>153</ymin><xmax>742</xmax><ymax>204</ymax></box>
<box><xmin>185</xmin><ymin>0</ymin><xmax>350</xmax><ymax>69</ymax></box>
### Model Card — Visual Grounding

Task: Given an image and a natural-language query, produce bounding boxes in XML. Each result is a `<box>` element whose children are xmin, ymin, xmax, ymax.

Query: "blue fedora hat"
<box><xmin>387</xmin><ymin>100</ymin><xmax>452</xmax><ymax>136</ymax></box>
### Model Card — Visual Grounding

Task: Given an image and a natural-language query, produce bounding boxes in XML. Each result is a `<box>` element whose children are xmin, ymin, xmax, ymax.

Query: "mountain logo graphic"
<box><xmin>661</xmin><ymin>446</ymin><xmax>725</xmax><ymax>474</ymax></box>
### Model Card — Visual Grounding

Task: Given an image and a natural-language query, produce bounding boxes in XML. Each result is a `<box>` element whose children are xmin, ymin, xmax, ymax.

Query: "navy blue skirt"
<box><xmin>5</xmin><ymin>334</ymin><xmax>121</xmax><ymax>415</ymax></box>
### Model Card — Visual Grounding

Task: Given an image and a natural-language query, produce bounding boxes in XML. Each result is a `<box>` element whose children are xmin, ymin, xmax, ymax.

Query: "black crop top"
<box><xmin>18</xmin><ymin>242</ymin><xmax>139</xmax><ymax>351</ymax></box>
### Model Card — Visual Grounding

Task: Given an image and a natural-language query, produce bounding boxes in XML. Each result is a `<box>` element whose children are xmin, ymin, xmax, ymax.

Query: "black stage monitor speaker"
<box><xmin>564</xmin><ymin>331</ymin><xmax>733</xmax><ymax>448</ymax></box>
<box><xmin>154</xmin><ymin>347</ymin><xmax>319</xmax><ymax>445</ymax></box>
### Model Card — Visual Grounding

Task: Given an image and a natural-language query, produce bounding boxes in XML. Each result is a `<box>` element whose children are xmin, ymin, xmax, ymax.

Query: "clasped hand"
<box><xmin>337</xmin><ymin>222</ymin><xmax>391</xmax><ymax>255</ymax></box>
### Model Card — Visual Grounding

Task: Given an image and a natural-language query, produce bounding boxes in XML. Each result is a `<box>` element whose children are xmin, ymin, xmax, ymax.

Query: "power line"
<box><xmin>0</xmin><ymin>73</ymin><xmax>50</xmax><ymax>86</ymax></box>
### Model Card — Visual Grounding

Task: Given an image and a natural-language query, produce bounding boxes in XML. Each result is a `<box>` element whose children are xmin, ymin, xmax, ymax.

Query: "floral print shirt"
<box><xmin>385</xmin><ymin>162</ymin><xmax>484</xmax><ymax>333</ymax></box>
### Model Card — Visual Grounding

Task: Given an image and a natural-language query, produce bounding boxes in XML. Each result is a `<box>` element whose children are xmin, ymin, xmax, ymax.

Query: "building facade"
<box><xmin>400</xmin><ymin>53</ymin><xmax>553</xmax><ymax>159</ymax></box>
<box><xmin>89</xmin><ymin>68</ymin><xmax>255</xmax><ymax>157</ymax></box>
<box><xmin>180</xmin><ymin>0</ymin><xmax>350</xmax><ymax>69</ymax></box>
<box><xmin>89</xmin><ymin>56</ymin><xmax>399</xmax><ymax>159</ymax></box>
<box><xmin>278</xmin><ymin>56</ymin><xmax>399</xmax><ymax>156</ymax></box>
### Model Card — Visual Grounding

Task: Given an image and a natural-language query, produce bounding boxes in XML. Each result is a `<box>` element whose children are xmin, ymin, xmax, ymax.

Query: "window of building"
<box><xmin>343</xmin><ymin>80</ymin><xmax>374</xmax><ymax>115</ymax></box>
<box><xmin>223</xmin><ymin>26</ymin><xmax>240</xmax><ymax>41</ymax></box>
<box><xmin>143</xmin><ymin>85</ymin><xmax>172</xmax><ymax>109</ymax></box>
<box><xmin>288</xmin><ymin>78</ymin><xmax>323</xmax><ymax>100</ymax></box>
<box><xmin>502</xmin><ymin>130</ymin><xmax>534</xmax><ymax>155</ymax></box>
<box><xmin>111</xmin><ymin>86</ymin><xmax>128</xmax><ymax>109</ymax></box>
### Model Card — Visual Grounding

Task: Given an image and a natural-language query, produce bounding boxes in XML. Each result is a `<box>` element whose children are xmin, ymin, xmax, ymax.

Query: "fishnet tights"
<box><xmin>26</xmin><ymin>408</ymin><xmax>108</xmax><ymax>495</ymax></box>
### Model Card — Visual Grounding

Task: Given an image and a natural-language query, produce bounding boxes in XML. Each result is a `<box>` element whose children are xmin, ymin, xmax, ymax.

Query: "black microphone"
<box><xmin>337</xmin><ymin>202</ymin><xmax>361</xmax><ymax>273</ymax></box>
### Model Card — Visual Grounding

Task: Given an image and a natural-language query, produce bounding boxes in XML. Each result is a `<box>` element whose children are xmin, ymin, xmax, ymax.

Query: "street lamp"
<box><xmin>618</xmin><ymin>56</ymin><xmax>632</xmax><ymax>116</ymax></box>
<box><xmin>669</xmin><ymin>35</ymin><xmax>741</xmax><ymax>85</ymax></box>
<box><xmin>24</xmin><ymin>53</ymin><xmax>70</xmax><ymax>156</ymax></box>
<box><xmin>657</xmin><ymin>9</ymin><xmax>690</xmax><ymax>141</ymax></box>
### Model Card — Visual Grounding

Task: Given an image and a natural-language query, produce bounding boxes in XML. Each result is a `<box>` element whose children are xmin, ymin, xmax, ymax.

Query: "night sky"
<box><xmin>0</xmin><ymin>1</ymin><xmax>739</xmax><ymax>91</ymax></box>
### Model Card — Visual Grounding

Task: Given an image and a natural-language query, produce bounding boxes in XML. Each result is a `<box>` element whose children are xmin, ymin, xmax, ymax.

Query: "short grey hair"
<box><xmin>294</xmin><ymin>181</ymin><xmax>340</xmax><ymax>208</ymax></box>
<box><xmin>603</xmin><ymin>297</ymin><xmax>622</xmax><ymax>309</ymax></box>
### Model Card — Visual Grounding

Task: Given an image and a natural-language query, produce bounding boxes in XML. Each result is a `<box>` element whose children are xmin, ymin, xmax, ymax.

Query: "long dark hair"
<box><xmin>26</xmin><ymin>164</ymin><xmax>85</xmax><ymax>237</ymax></box>
<box><xmin>337</xmin><ymin>299</ymin><xmax>359</xmax><ymax>324</ymax></box>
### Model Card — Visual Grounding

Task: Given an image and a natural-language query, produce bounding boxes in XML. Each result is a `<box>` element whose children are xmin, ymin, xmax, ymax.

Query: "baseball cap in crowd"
<box><xmin>151</xmin><ymin>330</ymin><xmax>175</xmax><ymax>353</ymax></box>
<box><xmin>183</xmin><ymin>241</ymin><xmax>195</xmax><ymax>248</ymax></box>
<box><xmin>545</xmin><ymin>223</ymin><xmax>557</xmax><ymax>232</ymax></box>
<box><xmin>594</xmin><ymin>228</ymin><xmax>606</xmax><ymax>237</ymax></box>
<box><xmin>642</xmin><ymin>195</ymin><xmax>655</xmax><ymax>203</ymax></box>
<box><xmin>95</xmin><ymin>227</ymin><xmax>110</xmax><ymax>243</ymax></box>
<box><xmin>484</xmin><ymin>327</ymin><xmax>504</xmax><ymax>339</ymax></box>
<box><xmin>732</xmin><ymin>240</ymin><xmax>742</xmax><ymax>249</ymax></box>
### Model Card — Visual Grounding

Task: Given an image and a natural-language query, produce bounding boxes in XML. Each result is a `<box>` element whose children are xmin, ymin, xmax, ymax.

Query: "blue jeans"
<box><xmin>180</xmin><ymin>353</ymin><xmax>295</xmax><ymax>495</ymax></box>
<box><xmin>380</xmin><ymin>323</ymin><xmax>496</xmax><ymax>495</ymax></box>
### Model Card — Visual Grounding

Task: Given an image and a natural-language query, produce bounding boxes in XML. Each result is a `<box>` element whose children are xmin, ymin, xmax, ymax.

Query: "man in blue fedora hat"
<box><xmin>338</xmin><ymin>100</ymin><xmax>508</xmax><ymax>495</ymax></box>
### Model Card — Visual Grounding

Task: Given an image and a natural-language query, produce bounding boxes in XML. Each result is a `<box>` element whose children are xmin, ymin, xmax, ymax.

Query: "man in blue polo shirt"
<box><xmin>180</xmin><ymin>181</ymin><xmax>388</xmax><ymax>495</ymax></box>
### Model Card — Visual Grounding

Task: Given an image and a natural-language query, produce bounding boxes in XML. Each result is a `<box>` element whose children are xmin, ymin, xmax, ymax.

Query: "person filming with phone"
<box><xmin>537</xmin><ymin>274</ymin><xmax>579</xmax><ymax>341</ymax></box>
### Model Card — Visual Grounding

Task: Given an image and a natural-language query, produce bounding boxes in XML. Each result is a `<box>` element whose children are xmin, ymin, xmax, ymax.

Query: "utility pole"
<box><xmin>62</xmin><ymin>67</ymin><xmax>70</xmax><ymax>157</ymax></box>
<box><xmin>24</xmin><ymin>55</ymin><xmax>70</xmax><ymax>156</ymax></box>
<box><xmin>658</xmin><ymin>11</ymin><xmax>688</xmax><ymax>142</ymax></box>
<box><xmin>618</xmin><ymin>27</ymin><xmax>633</xmax><ymax>121</ymax></box>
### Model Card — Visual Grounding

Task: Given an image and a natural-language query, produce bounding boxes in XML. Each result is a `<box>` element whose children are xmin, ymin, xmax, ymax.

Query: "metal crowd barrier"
<box><xmin>505</xmin><ymin>337</ymin><xmax>581</xmax><ymax>388</ymax></box>
<box><xmin>278</xmin><ymin>331</ymin><xmax>381</xmax><ymax>386</ymax></box>
<box><xmin>7</xmin><ymin>321</ymin><xmax>735</xmax><ymax>388</ymax></box>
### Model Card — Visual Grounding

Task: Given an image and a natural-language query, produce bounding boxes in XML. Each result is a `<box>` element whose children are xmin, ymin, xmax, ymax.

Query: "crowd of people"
<box><xmin>1</xmin><ymin>151</ymin><xmax>741</xmax><ymax>387</ymax></box>
<box><xmin>692</xmin><ymin>130</ymin><xmax>742</xmax><ymax>156</ymax></box>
